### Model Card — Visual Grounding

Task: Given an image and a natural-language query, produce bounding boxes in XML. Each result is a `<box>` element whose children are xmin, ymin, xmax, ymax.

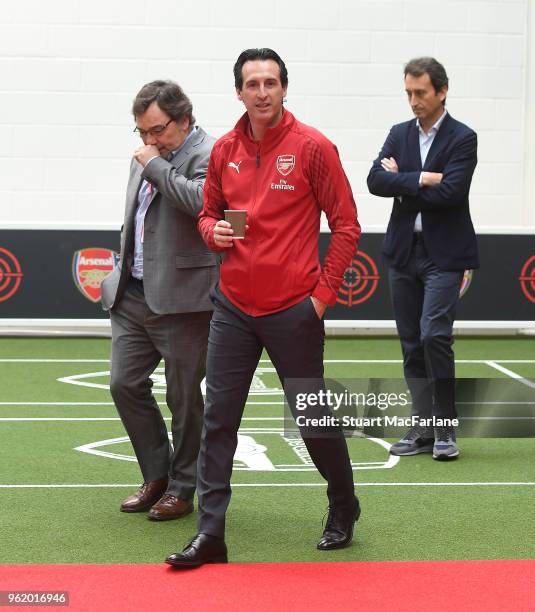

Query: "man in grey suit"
<box><xmin>101</xmin><ymin>80</ymin><xmax>217</xmax><ymax>521</ymax></box>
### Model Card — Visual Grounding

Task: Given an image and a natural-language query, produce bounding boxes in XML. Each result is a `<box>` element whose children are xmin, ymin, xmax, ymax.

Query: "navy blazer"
<box><xmin>367</xmin><ymin>113</ymin><xmax>479</xmax><ymax>271</ymax></box>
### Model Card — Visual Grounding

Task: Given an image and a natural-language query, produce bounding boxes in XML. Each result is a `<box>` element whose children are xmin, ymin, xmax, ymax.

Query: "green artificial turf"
<box><xmin>0</xmin><ymin>336</ymin><xmax>534</xmax><ymax>564</ymax></box>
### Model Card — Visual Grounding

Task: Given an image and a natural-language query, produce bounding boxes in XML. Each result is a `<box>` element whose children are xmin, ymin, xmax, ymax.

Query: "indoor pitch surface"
<box><xmin>0</xmin><ymin>337</ymin><xmax>534</xmax><ymax>565</ymax></box>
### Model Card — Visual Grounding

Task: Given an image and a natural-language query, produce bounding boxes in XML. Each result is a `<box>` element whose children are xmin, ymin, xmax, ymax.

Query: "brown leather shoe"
<box><xmin>148</xmin><ymin>494</ymin><xmax>194</xmax><ymax>521</ymax></box>
<box><xmin>120</xmin><ymin>478</ymin><xmax>168</xmax><ymax>513</ymax></box>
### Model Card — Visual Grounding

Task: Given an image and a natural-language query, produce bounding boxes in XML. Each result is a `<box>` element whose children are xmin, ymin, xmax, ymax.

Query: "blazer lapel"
<box><xmin>126</xmin><ymin>164</ymin><xmax>143</xmax><ymax>214</ymax></box>
<box><xmin>423</xmin><ymin>112</ymin><xmax>453</xmax><ymax>171</ymax></box>
<box><xmin>407</xmin><ymin>120</ymin><xmax>422</xmax><ymax>170</ymax></box>
<box><xmin>123</xmin><ymin>162</ymin><xmax>144</xmax><ymax>253</ymax></box>
<box><xmin>169</xmin><ymin>127</ymin><xmax>205</xmax><ymax>171</ymax></box>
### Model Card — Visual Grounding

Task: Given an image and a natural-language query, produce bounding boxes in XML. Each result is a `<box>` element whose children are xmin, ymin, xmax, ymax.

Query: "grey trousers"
<box><xmin>197</xmin><ymin>286</ymin><xmax>356</xmax><ymax>538</ymax></box>
<box><xmin>109</xmin><ymin>278</ymin><xmax>211</xmax><ymax>499</ymax></box>
<box><xmin>389</xmin><ymin>235</ymin><xmax>463</xmax><ymax>420</ymax></box>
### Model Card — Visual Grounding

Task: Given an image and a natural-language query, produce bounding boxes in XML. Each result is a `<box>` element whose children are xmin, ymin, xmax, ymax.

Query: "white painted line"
<box><xmin>0</xmin><ymin>484</ymin><xmax>140</xmax><ymax>488</ymax></box>
<box><xmin>457</xmin><ymin>402</ymin><xmax>535</xmax><ymax>405</ymax></box>
<box><xmin>0</xmin><ymin>399</ymin><xmax>532</xmax><ymax>408</ymax></box>
<box><xmin>0</xmin><ymin>358</ymin><xmax>533</xmax><ymax>364</ymax></box>
<box><xmin>0</xmin><ymin>418</ymin><xmax>123</xmax><ymax>421</ymax></box>
<box><xmin>3</xmin><ymin>415</ymin><xmax>535</xmax><ymax>422</ymax></box>
<box><xmin>0</xmin><ymin>402</ymin><xmax>115</xmax><ymax>406</ymax></box>
<box><xmin>56</xmin><ymin>370</ymin><xmax>111</xmax><ymax>391</ymax></box>
<box><xmin>494</xmin><ymin>360</ymin><xmax>535</xmax><ymax>364</ymax></box>
<box><xmin>232</xmin><ymin>482</ymin><xmax>535</xmax><ymax>487</ymax></box>
<box><xmin>1</xmin><ymin>482</ymin><xmax>534</xmax><ymax>489</ymax></box>
<box><xmin>71</xmin><ymin>433</ymin><xmax>398</xmax><ymax>472</ymax></box>
<box><xmin>316</xmin><ymin>359</ymin><xmax>452</xmax><ymax>364</ymax></box>
<box><xmin>233</xmin><ymin>482</ymin><xmax>535</xmax><ymax>487</ymax></box>
<box><xmin>243</xmin><ymin>417</ymin><xmax>285</xmax><ymax>420</ymax></box>
<box><xmin>260</xmin><ymin>359</ymin><xmax>535</xmax><ymax>364</ymax></box>
<box><xmin>461</xmin><ymin>417</ymin><xmax>535</xmax><ymax>420</ymax></box>
<box><xmin>485</xmin><ymin>361</ymin><xmax>535</xmax><ymax>390</ymax></box>
<box><xmin>0</xmin><ymin>402</ymin><xmax>283</xmax><ymax>407</ymax></box>
<box><xmin>0</xmin><ymin>359</ymin><xmax>109</xmax><ymax>363</ymax></box>
<box><xmin>0</xmin><ymin>417</ymin><xmax>290</xmax><ymax>422</ymax></box>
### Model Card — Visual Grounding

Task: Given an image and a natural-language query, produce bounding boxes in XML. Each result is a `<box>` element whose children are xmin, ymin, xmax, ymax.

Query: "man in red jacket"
<box><xmin>166</xmin><ymin>48</ymin><xmax>361</xmax><ymax>568</ymax></box>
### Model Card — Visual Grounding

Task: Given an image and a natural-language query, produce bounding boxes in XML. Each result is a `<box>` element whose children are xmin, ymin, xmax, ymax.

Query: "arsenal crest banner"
<box><xmin>72</xmin><ymin>247</ymin><xmax>118</xmax><ymax>303</ymax></box>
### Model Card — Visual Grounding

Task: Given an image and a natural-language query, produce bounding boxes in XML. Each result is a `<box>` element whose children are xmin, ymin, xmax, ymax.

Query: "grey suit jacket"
<box><xmin>101</xmin><ymin>127</ymin><xmax>218</xmax><ymax>314</ymax></box>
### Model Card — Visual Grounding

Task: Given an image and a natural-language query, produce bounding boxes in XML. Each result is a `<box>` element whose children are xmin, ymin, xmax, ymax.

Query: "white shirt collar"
<box><xmin>416</xmin><ymin>108</ymin><xmax>448</xmax><ymax>136</ymax></box>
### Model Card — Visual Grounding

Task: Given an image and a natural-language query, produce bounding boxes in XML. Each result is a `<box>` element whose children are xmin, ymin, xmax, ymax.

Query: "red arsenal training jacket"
<box><xmin>198</xmin><ymin>109</ymin><xmax>360</xmax><ymax>316</ymax></box>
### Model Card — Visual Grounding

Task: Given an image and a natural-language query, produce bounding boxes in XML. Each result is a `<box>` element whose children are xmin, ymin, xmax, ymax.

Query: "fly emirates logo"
<box><xmin>270</xmin><ymin>179</ymin><xmax>295</xmax><ymax>191</ymax></box>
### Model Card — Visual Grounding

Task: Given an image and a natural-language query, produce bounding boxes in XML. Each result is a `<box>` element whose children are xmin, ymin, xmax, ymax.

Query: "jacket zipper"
<box><xmin>249</xmin><ymin>143</ymin><xmax>261</xmax><ymax>314</ymax></box>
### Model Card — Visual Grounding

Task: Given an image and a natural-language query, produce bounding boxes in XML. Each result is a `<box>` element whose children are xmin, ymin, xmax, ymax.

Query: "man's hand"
<box><xmin>421</xmin><ymin>172</ymin><xmax>443</xmax><ymax>186</ymax></box>
<box><xmin>310</xmin><ymin>296</ymin><xmax>327</xmax><ymax>319</ymax></box>
<box><xmin>214</xmin><ymin>219</ymin><xmax>250</xmax><ymax>248</ymax></box>
<box><xmin>214</xmin><ymin>220</ymin><xmax>235</xmax><ymax>248</ymax></box>
<box><xmin>381</xmin><ymin>157</ymin><xmax>399</xmax><ymax>173</ymax></box>
<box><xmin>134</xmin><ymin>145</ymin><xmax>160</xmax><ymax>167</ymax></box>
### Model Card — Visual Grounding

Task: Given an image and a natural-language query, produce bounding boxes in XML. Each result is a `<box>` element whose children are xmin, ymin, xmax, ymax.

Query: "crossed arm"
<box><xmin>380</xmin><ymin>156</ymin><xmax>443</xmax><ymax>187</ymax></box>
<box><xmin>367</xmin><ymin>128</ymin><xmax>477</xmax><ymax>210</ymax></box>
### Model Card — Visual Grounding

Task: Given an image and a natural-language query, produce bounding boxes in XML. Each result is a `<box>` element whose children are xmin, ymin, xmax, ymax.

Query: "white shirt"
<box><xmin>414</xmin><ymin>109</ymin><xmax>448</xmax><ymax>232</ymax></box>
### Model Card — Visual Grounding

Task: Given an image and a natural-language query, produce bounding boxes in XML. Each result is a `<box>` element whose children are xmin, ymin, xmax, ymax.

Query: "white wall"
<box><xmin>1</xmin><ymin>0</ymin><xmax>532</xmax><ymax>231</ymax></box>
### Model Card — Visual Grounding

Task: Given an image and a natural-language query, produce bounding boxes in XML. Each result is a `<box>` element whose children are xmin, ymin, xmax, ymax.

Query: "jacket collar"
<box><xmin>234</xmin><ymin>109</ymin><xmax>295</xmax><ymax>148</ymax></box>
<box><xmin>422</xmin><ymin>113</ymin><xmax>454</xmax><ymax>170</ymax></box>
<box><xmin>168</xmin><ymin>126</ymin><xmax>206</xmax><ymax>170</ymax></box>
<box><xmin>408</xmin><ymin>112</ymin><xmax>454</xmax><ymax>170</ymax></box>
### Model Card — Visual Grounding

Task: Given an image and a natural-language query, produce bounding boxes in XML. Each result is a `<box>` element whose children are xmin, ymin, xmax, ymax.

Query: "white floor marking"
<box><xmin>493</xmin><ymin>360</ymin><xmax>535</xmax><ymax>363</ymax></box>
<box><xmin>56</xmin><ymin>370</ymin><xmax>116</xmax><ymax>392</ymax></box>
<box><xmin>5</xmin><ymin>397</ymin><xmax>534</xmax><ymax>409</ymax></box>
<box><xmin>485</xmin><ymin>361</ymin><xmax>535</xmax><ymax>390</ymax></box>
<box><xmin>56</xmin><ymin>368</ymin><xmax>284</xmax><ymax>396</ymax></box>
<box><xmin>0</xmin><ymin>401</ymin><xmax>285</xmax><ymax>407</ymax></box>
<box><xmin>0</xmin><ymin>358</ymin><xmax>533</xmax><ymax>364</ymax></box>
<box><xmin>2</xmin><ymin>400</ymin><xmax>535</xmax><ymax>408</ymax></box>
<box><xmin>457</xmin><ymin>402</ymin><xmax>535</xmax><ymax>405</ymax></box>
<box><xmin>0</xmin><ymin>417</ymin><xmax>291</xmax><ymax>421</ymax></box>
<box><xmin>0</xmin><ymin>402</ymin><xmax>116</xmax><ymax>406</ymax></box>
<box><xmin>1</xmin><ymin>482</ymin><xmax>534</xmax><ymax>489</ymax></box>
<box><xmin>0</xmin><ymin>359</ymin><xmax>109</xmax><ymax>363</ymax></box>
<box><xmin>3</xmin><ymin>414</ymin><xmax>535</xmax><ymax>422</ymax></box>
<box><xmin>72</xmin><ymin>431</ymin><xmax>398</xmax><ymax>472</ymax></box>
<box><xmin>0</xmin><ymin>418</ymin><xmax>124</xmax><ymax>421</ymax></box>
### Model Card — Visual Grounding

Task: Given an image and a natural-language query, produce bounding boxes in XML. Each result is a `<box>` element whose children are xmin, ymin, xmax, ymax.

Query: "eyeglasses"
<box><xmin>133</xmin><ymin>118</ymin><xmax>174</xmax><ymax>139</ymax></box>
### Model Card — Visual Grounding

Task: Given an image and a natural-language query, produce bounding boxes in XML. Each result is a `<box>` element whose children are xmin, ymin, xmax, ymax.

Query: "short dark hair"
<box><xmin>233</xmin><ymin>48</ymin><xmax>288</xmax><ymax>90</ymax></box>
<box><xmin>404</xmin><ymin>57</ymin><xmax>449</xmax><ymax>102</ymax></box>
<box><xmin>132</xmin><ymin>80</ymin><xmax>195</xmax><ymax>126</ymax></box>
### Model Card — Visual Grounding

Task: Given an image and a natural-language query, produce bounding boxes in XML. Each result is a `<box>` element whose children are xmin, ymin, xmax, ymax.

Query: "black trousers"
<box><xmin>389</xmin><ymin>236</ymin><xmax>463</xmax><ymax>421</ymax></box>
<box><xmin>197</xmin><ymin>286</ymin><xmax>356</xmax><ymax>537</ymax></box>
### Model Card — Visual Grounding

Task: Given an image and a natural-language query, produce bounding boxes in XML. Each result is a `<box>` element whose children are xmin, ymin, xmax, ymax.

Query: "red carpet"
<box><xmin>0</xmin><ymin>560</ymin><xmax>533</xmax><ymax>611</ymax></box>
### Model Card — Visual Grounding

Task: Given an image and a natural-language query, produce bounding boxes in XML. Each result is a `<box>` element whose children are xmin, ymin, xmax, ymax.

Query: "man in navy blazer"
<box><xmin>367</xmin><ymin>57</ymin><xmax>478</xmax><ymax>460</ymax></box>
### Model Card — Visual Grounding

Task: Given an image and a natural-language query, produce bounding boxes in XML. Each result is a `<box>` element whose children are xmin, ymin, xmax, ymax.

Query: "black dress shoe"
<box><xmin>165</xmin><ymin>533</ymin><xmax>228</xmax><ymax>568</ymax></box>
<box><xmin>317</xmin><ymin>498</ymin><xmax>361</xmax><ymax>550</ymax></box>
